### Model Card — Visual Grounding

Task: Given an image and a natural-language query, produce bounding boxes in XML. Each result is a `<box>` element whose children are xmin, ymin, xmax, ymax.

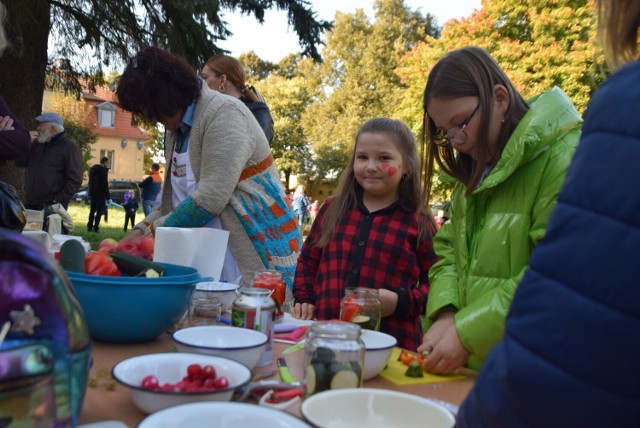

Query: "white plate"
<box><xmin>138</xmin><ymin>402</ymin><xmax>310</xmax><ymax>428</ymax></box>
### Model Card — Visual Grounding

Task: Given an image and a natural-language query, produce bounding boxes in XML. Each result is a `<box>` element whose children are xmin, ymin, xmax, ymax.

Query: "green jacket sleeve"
<box><xmin>454</xmin><ymin>132</ymin><xmax>579</xmax><ymax>364</ymax></box>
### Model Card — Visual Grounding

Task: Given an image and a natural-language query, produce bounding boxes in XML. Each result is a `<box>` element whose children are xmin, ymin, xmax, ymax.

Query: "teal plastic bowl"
<box><xmin>67</xmin><ymin>263</ymin><xmax>201</xmax><ymax>343</ymax></box>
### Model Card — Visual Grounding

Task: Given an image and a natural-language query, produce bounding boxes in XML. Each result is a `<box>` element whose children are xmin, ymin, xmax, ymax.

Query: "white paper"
<box><xmin>153</xmin><ymin>227</ymin><xmax>229</xmax><ymax>281</ymax></box>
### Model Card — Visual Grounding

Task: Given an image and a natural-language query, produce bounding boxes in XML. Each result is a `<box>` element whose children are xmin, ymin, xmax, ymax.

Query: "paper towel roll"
<box><xmin>153</xmin><ymin>227</ymin><xmax>229</xmax><ymax>281</ymax></box>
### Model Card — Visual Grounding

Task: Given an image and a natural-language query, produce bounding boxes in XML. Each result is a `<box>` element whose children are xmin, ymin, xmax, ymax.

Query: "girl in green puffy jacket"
<box><xmin>417</xmin><ymin>46</ymin><xmax>582</xmax><ymax>373</ymax></box>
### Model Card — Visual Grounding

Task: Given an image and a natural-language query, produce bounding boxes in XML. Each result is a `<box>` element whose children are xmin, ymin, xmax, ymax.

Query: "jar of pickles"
<box><xmin>231</xmin><ymin>287</ymin><xmax>275</xmax><ymax>367</ymax></box>
<box><xmin>339</xmin><ymin>287</ymin><xmax>381</xmax><ymax>331</ymax></box>
<box><xmin>304</xmin><ymin>321</ymin><xmax>364</xmax><ymax>396</ymax></box>
<box><xmin>251</xmin><ymin>270</ymin><xmax>285</xmax><ymax>322</ymax></box>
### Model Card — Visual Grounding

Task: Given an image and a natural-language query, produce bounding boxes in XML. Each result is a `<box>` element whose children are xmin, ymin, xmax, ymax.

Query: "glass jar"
<box><xmin>231</xmin><ymin>287</ymin><xmax>275</xmax><ymax>367</ymax></box>
<box><xmin>339</xmin><ymin>287</ymin><xmax>381</xmax><ymax>331</ymax></box>
<box><xmin>251</xmin><ymin>270</ymin><xmax>286</xmax><ymax>322</ymax></box>
<box><xmin>303</xmin><ymin>320</ymin><xmax>364</xmax><ymax>396</ymax></box>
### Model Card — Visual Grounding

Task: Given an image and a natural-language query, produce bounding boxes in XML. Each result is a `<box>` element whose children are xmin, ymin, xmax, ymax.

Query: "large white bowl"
<box><xmin>112</xmin><ymin>352</ymin><xmax>251</xmax><ymax>414</ymax></box>
<box><xmin>360</xmin><ymin>330</ymin><xmax>397</xmax><ymax>380</ymax></box>
<box><xmin>301</xmin><ymin>388</ymin><xmax>455</xmax><ymax>428</ymax></box>
<box><xmin>139</xmin><ymin>402</ymin><xmax>310</xmax><ymax>428</ymax></box>
<box><xmin>172</xmin><ymin>325</ymin><xmax>267</xmax><ymax>370</ymax></box>
<box><xmin>194</xmin><ymin>281</ymin><xmax>239</xmax><ymax>312</ymax></box>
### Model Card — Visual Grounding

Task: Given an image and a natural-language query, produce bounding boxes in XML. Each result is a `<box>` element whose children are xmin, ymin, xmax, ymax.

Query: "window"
<box><xmin>100</xmin><ymin>150</ymin><xmax>114</xmax><ymax>171</ymax></box>
<box><xmin>96</xmin><ymin>102</ymin><xmax>116</xmax><ymax>128</ymax></box>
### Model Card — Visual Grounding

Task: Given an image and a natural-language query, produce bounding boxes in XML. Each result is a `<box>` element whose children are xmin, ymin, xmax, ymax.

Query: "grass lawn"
<box><xmin>67</xmin><ymin>202</ymin><xmax>141</xmax><ymax>250</ymax></box>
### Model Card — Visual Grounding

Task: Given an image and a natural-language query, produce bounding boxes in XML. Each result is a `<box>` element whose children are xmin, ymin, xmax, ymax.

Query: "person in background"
<box><xmin>201</xmin><ymin>54</ymin><xmax>275</xmax><ymax>145</ymax></box>
<box><xmin>16</xmin><ymin>113</ymin><xmax>83</xmax><ymax>210</ymax></box>
<box><xmin>116</xmin><ymin>47</ymin><xmax>300</xmax><ymax>292</ymax></box>
<box><xmin>123</xmin><ymin>189</ymin><xmax>138</xmax><ymax>232</ymax></box>
<box><xmin>86</xmin><ymin>156</ymin><xmax>111</xmax><ymax>233</ymax></box>
<box><xmin>292</xmin><ymin>184</ymin><xmax>310</xmax><ymax>227</ymax></box>
<box><xmin>308</xmin><ymin>198</ymin><xmax>320</xmax><ymax>223</ymax></box>
<box><xmin>457</xmin><ymin>1</ymin><xmax>640</xmax><ymax>426</ymax></box>
<box><xmin>292</xmin><ymin>118</ymin><xmax>438</xmax><ymax>351</ymax></box>
<box><xmin>418</xmin><ymin>46</ymin><xmax>582</xmax><ymax>374</ymax></box>
<box><xmin>139</xmin><ymin>162</ymin><xmax>162</xmax><ymax>216</ymax></box>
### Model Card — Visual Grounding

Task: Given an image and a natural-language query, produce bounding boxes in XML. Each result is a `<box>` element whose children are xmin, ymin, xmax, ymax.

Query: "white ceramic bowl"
<box><xmin>360</xmin><ymin>330</ymin><xmax>397</xmax><ymax>380</ymax></box>
<box><xmin>193</xmin><ymin>281</ymin><xmax>239</xmax><ymax>312</ymax></box>
<box><xmin>138</xmin><ymin>402</ymin><xmax>310</xmax><ymax>428</ymax></box>
<box><xmin>112</xmin><ymin>352</ymin><xmax>251</xmax><ymax>414</ymax></box>
<box><xmin>172</xmin><ymin>325</ymin><xmax>267</xmax><ymax>370</ymax></box>
<box><xmin>301</xmin><ymin>388</ymin><xmax>456</xmax><ymax>428</ymax></box>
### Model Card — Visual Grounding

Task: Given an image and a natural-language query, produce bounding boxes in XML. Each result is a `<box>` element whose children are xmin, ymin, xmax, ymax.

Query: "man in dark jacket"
<box><xmin>16</xmin><ymin>112</ymin><xmax>83</xmax><ymax>210</ymax></box>
<box><xmin>86</xmin><ymin>156</ymin><xmax>111</xmax><ymax>232</ymax></box>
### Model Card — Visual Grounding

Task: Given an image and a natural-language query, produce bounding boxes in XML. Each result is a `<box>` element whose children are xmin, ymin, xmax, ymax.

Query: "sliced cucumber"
<box><xmin>351</xmin><ymin>315</ymin><xmax>370</xmax><ymax>324</ymax></box>
<box><xmin>305</xmin><ymin>362</ymin><xmax>329</xmax><ymax>395</ymax></box>
<box><xmin>330</xmin><ymin>369</ymin><xmax>360</xmax><ymax>389</ymax></box>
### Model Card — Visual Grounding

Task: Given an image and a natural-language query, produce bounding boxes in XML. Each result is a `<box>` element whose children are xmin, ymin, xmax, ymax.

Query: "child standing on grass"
<box><xmin>292</xmin><ymin>118</ymin><xmax>438</xmax><ymax>350</ymax></box>
<box><xmin>123</xmin><ymin>190</ymin><xmax>138</xmax><ymax>232</ymax></box>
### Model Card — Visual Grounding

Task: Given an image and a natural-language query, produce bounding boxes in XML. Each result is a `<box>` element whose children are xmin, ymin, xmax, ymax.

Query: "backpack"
<box><xmin>0</xmin><ymin>229</ymin><xmax>91</xmax><ymax>427</ymax></box>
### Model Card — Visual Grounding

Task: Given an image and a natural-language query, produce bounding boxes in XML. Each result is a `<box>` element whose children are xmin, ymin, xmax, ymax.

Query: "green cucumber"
<box><xmin>405</xmin><ymin>360</ymin><xmax>424</xmax><ymax>378</ymax></box>
<box><xmin>110</xmin><ymin>252</ymin><xmax>165</xmax><ymax>277</ymax></box>
<box><xmin>305</xmin><ymin>362</ymin><xmax>330</xmax><ymax>395</ymax></box>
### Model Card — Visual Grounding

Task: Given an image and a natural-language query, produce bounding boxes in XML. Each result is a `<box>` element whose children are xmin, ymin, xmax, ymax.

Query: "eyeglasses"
<box><xmin>431</xmin><ymin>104</ymin><xmax>480</xmax><ymax>147</ymax></box>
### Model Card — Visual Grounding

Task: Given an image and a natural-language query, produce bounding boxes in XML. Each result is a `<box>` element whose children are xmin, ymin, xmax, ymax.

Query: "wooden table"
<box><xmin>79</xmin><ymin>334</ymin><xmax>474</xmax><ymax>427</ymax></box>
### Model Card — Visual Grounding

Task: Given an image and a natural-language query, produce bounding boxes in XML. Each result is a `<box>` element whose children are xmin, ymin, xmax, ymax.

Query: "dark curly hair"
<box><xmin>116</xmin><ymin>46</ymin><xmax>200</xmax><ymax>123</ymax></box>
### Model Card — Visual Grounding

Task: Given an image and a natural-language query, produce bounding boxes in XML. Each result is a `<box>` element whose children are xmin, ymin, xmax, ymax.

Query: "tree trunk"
<box><xmin>0</xmin><ymin>0</ymin><xmax>50</xmax><ymax>200</ymax></box>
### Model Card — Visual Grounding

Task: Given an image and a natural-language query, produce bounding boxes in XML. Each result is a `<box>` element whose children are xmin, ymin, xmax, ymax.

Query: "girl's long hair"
<box><xmin>597</xmin><ymin>0</ymin><xmax>640</xmax><ymax>69</ymax></box>
<box><xmin>316</xmin><ymin>118</ymin><xmax>436</xmax><ymax>248</ymax></box>
<box><xmin>421</xmin><ymin>47</ymin><xmax>529</xmax><ymax>200</ymax></box>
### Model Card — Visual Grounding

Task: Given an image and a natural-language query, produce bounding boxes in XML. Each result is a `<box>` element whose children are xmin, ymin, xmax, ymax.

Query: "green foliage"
<box><xmin>301</xmin><ymin>0</ymin><xmax>439</xmax><ymax>180</ymax></box>
<box><xmin>67</xmin><ymin>203</ymin><xmax>130</xmax><ymax>250</ymax></box>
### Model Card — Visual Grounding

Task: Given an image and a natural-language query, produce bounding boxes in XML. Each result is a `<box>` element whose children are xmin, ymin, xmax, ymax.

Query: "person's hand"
<box><xmin>418</xmin><ymin>312</ymin><xmax>470</xmax><ymax>374</ymax></box>
<box><xmin>292</xmin><ymin>302</ymin><xmax>315</xmax><ymax>320</ymax></box>
<box><xmin>377</xmin><ymin>288</ymin><xmax>398</xmax><ymax>317</ymax></box>
<box><xmin>0</xmin><ymin>116</ymin><xmax>14</xmax><ymax>131</ymax></box>
<box><xmin>123</xmin><ymin>228</ymin><xmax>144</xmax><ymax>241</ymax></box>
<box><xmin>29</xmin><ymin>130</ymin><xmax>38</xmax><ymax>140</ymax></box>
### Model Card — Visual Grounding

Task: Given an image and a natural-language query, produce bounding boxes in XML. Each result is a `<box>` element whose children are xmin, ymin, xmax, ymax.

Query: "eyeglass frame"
<box><xmin>431</xmin><ymin>104</ymin><xmax>480</xmax><ymax>147</ymax></box>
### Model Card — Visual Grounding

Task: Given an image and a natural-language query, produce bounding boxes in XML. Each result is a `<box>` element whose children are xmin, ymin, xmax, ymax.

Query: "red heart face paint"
<box><xmin>387</xmin><ymin>167</ymin><xmax>397</xmax><ymax>176</ymax></box>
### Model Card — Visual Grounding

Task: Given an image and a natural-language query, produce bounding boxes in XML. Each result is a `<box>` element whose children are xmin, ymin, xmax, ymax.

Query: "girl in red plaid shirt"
<box><xmin>292</xmin><ymin>118</ymin><xmax>438</xmax><ymax>350</ymax></box>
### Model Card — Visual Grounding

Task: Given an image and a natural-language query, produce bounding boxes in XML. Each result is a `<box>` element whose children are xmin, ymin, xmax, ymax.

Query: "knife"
<box><xmin>277</xmin><ymin>357</ymin><xmax>297</xmax><ymax>384</ymax></box>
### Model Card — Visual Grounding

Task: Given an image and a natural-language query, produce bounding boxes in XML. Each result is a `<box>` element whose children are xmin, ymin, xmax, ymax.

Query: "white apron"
<box><xmin>170</xmin><ymin>148</ymin><xmax>242</xmax><ymax>284</ymax></box>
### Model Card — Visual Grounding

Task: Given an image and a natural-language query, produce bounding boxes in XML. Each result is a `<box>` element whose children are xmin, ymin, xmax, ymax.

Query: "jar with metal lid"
<box><xmin>339</xmin><ymin>287</ymin><xmax>381</xmax><ymax>331</ymax></box>
<box><xmin>303</xmin><ymin>320</ymin><xmax>364</xmax><ymax>396</ymax></box>
<box><xmin>251</xmin><ymin>270</ymin><xmax>286</xmax><ymax>323</ymax></box>
<box><xmin>231</xmin><ymin>287</ymin><xmax>275</xmax><ymax>367</ymax></box>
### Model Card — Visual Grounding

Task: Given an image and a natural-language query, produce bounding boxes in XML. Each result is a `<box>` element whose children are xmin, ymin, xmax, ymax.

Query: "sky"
<box><xmin>218</xmin><ymin>0</ymin><xmax>482</xmax><ymax>63</ymax></box>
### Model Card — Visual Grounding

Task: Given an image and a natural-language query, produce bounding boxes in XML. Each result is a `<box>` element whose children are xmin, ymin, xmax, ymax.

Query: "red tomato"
<box><xmin>187</xmin><ymin>364</ymin><xmax>202</xmax><ymax>379</ymax></box>
<box><xmin>213</xmin><ymin>376</ymin><xmax>229</xmax><ymax>389</ymax></box>
<box><xmin>140</xmin><ymin>375</ymin><xmax>159</xmax><ymax>390</ymax></box>
<box><xmin>202</xmin><ymin>364</ymin><xmax>216</xmax><ymax>380</ymax></box>
<box><xmin>134</xmin><ymin>236</ymin><xmax>155</xmax><ymax>256</ymax></box>
<box><xmin>340</xmin><ymin>297</ymin><xmax>363</xmax><ymax>322</ymax></box>
<box><xmin>85</xmin><ymin>252</ymin><xmax>121</xmax><ymax>276</ymax></box>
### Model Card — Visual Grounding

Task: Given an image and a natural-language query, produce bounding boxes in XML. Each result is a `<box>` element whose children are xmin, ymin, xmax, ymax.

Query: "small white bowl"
<box><xmin>112</xmin><ymin>352</ymin><xmax>251</xmax><ymax>414</ymax></box>
<box><xmin>139</xmin><ymin>402</ymin><xmax>311</xmax><ymax>428</ymax></box>
<box><xmin>360</xmin><ymin>330</ymin><xmax>397</xmax><ymax>380</ymax></box>
<box><xmin>172</xmin><ymin>325</ymin><xmax>267</xmax><ymax>370</ymax></box>
<box><xmin>301</xmin><ymin>388</ymin><xmax>455</xmax><ymax>428</ymax></box>
<box><xmin>194</xmin><ymin>281</ymin><xmax>239</xmax><ymax>312</ymax></box>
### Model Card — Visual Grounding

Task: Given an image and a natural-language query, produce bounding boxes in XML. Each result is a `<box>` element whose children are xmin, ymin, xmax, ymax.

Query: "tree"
<box><xmin>48</xmin><ymin>93</ymin><xmax>98</xmax><ymax>174</ymax></box>
<box><xmin>0</xmin><ymin>0</ymin><xmax>331</xmax><ymax>196</ymax></box>
<box><xmin>301</xmin><ymin>0</ymin><xmax>439</xmax><ymax>180</ymax></box>
<box><xmin>397</xmin><ymin>0</ymin><xmax>602</xmax><ymax>201</ymax></box>
<box><xmin>258</xmin><ymin>54</ymin><xmax>320</xmax><ymax>192</ymax></box>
